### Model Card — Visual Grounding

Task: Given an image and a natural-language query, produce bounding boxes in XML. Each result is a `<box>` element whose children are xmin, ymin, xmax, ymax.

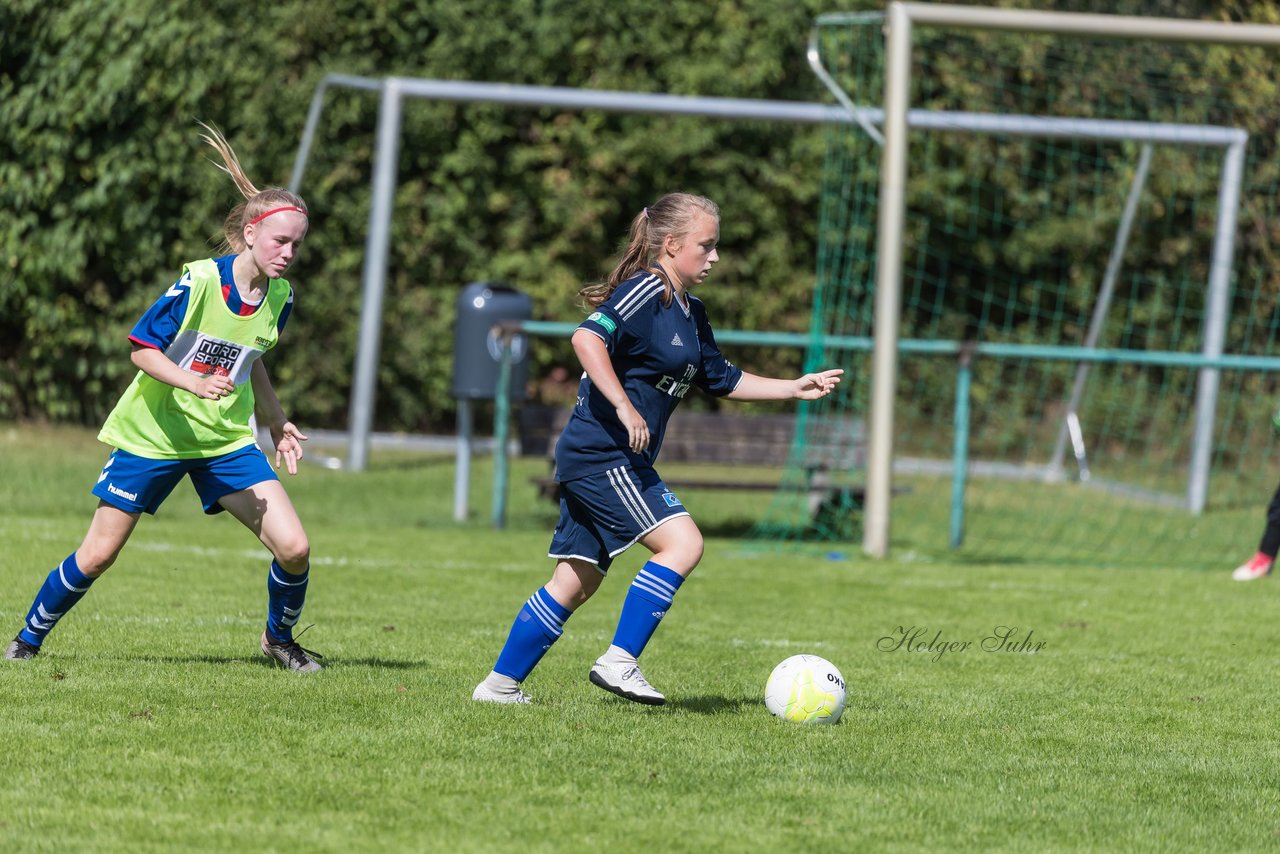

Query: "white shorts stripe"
<box><xmin>606</xmin><ymin>466</ymin><xmax>657</xmax><ymax>529</ymax></box>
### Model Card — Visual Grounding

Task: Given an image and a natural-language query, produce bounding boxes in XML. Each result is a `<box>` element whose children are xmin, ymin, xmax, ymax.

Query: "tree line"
<box><xmin>4</xmin><ymin>0</ymin><xmax>1278</xmax><ymax>435</ymax></box>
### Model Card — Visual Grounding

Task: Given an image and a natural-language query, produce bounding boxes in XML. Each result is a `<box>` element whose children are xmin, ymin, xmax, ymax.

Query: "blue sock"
<box><xmin>266</xmin><ymin>561</ymin><xmax>309</xmax><ymax>643</ymax></box>
<box><xmin>18</xmin><ymin>553</ymin><xmax>95</xmax><ymax>647</ymax></box>
<box><xmin>612</xmin><ymin>562</ymin><xmax>684</xmax><ymax>658</ymax></box>
<box><xmin>493</xmin><ymin>587</ymin><xmax>572</xmax><ymax>682</ymax></box>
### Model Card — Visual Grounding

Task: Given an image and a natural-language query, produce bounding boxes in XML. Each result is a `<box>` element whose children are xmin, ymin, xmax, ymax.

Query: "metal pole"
<box><xmin>900</xmin><ymin>2</ymin><xmax>1280</xmax><ymax>46</ymax></box>
<box><xmin>491</xmin><ymin>331</ymin><xmax>514</xmax><ymax>529</ymax></box>
<box><xmin>1188</xmin><ymin>138</ymin><xmax>1246</xmax><ymax>514</ymax></box>
<box><xmin>950</xmin><ymin>345</ymin><xmax>975</xmax><ymax>549</ymax></box>
<box><xmin>863</xmin><ymin>2</ymin><xmax>912</xmax><ymax>559</ymax></box>
<box><xmin>1048</xmin><ymin>143</ymin><xmax>1153</xmax><ymax>481</ymax></box>
<box><xmin>454</xmin><ymin>398</ymin><xmax>473</xmax><ymax>522</ymax></box>
<box><xmin>290</xmin><ymin>77</ymin><xmax>1243</xmax><ymax>484</ymax></box>
<box><xmin>289</xmin><ymin>73</ymin><xmax>383</xmax><ymax>193</ymax></box>
<box><xmin>805</xmin><ymin>19</ymin><xmax>885</xmax><ymax>145</ymax></box>
<box><xmin>346</xmin><ymin>79</ymin><xmax>403</xmax><ymax>472</ymax></box>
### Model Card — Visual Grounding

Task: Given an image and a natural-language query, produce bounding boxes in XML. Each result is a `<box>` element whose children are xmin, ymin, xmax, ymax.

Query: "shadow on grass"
<box><xmin>322</xmin><ymin>657</ymin><xmax>429</xmax><ymax>670</ymax></box>
<box><xmin>114</xmin><ymin>654</ymin><xmax>429</xmax><ymax>671</ymax></box>
<box><xmin>698</xmin><ymin>518</ymin><xmax>762</xmax><ymax>538</ymax></box>
<box><xmin>671</xmin><ymin>694</ymin><xmax>756</xmax><ymax>714</ymax></box>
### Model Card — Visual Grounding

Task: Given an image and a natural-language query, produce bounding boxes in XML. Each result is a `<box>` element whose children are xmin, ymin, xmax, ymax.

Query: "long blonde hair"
<box><xmin>198</xmin><ymin>121</ymin><xmax>308</xmax><ymax>254</ymax></box>
<box><xmin>580</xmin><ymin>192</ymin><xmax>720</xmax><ymax>308</ymax></box>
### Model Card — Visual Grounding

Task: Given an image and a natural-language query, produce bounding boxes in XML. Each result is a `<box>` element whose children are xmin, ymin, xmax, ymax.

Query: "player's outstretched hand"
<box><xmin>792</xmin><ymin>368</ymin><xmax>844</xmax><ymax>400</ymax></box>
<box><xmin>271</xmin><ymin>420</ymin><xmax>309</xmax><ymax>475</ymax></box>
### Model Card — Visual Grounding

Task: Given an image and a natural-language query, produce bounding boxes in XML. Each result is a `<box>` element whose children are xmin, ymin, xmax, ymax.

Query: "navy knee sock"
<box><xmin>266</xmin><ymin>561</ymin><xmax>309</xmax><ymax>643</ymax></box>
<box><xmin>17</xmin><ymin>553</ymin><xmax>95</xmax><ymax>647</ymax></box>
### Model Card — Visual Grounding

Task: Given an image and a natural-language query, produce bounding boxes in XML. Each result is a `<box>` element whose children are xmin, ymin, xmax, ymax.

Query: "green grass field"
<box><xmin>2</xmin><ymin>422</ymin><xmax>1278</xmax><ymax>851</ymax></box>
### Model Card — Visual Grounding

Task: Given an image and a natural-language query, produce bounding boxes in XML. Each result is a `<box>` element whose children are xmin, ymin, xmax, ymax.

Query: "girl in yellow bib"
<box><xmin>4</xmin><ymin>125</ymin><xmax>322</xmax><ymax>672</ymax></box>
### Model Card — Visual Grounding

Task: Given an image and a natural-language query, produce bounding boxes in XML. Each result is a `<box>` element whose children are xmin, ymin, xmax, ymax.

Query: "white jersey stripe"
<box><xmin>614</xmin><ymin>275</ymin><xmax>665</xmax><ymax>320</ymax></box>
<box><xmin>611</xmin><ymin>273</ymin><xmax>662</xmax><ymax>317</ymax></box>
<box><xmin>619</xmin><ymin>283</ymin><xmax>664</xmax><ymax>321</ymax></box>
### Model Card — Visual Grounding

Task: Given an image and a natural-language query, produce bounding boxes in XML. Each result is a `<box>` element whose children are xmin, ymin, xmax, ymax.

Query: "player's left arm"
<box><xmin>726</xmin><ymin>369</ymin><xmax>844</xmax><ymax>402</ymax></box>
<box><xmin>689</xmin><ymin>298</ymin><xmax>843</xmax><ymax>402</ymax></box>
<box><xmin>250</xmin><ymin>360</ymin><xmax>308</xmax><ymax>475</ymax></box>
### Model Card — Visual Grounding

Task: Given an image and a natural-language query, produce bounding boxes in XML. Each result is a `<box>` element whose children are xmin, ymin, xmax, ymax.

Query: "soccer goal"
<box><xmin>753</xmin><ymin>5</ymin><xmax>1280</xmax><ymax>565</ymax></box>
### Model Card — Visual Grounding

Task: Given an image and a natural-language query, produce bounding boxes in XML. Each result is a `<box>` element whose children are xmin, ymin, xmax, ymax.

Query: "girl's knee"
<box><xmin>548</xmin><ymin>560</ymin><xmax>602</xmax><ymax>610</ymax></box>
<box><xmin>663</xmin><ymin>537</ymin><xmax>704</xmax><ymax>576</ymax></box>
<box><xmin>273</xmin><ymin>534</ymin><xmax>310</xmax><ymax>570</ymax></box>
<box><xmin>75</xmin><ymin>547</ymin><xmax>119</xmax><ymax>578</ymax></box>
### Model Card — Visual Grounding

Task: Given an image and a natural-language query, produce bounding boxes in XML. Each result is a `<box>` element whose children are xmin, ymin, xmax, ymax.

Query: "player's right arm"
<box><xmin>126</xmin><ymin>270</ymin><xmax>230</xmax><ymax>400</ymax></box>
<box><xmin>131</xmin><ymin>345</ymin><xmax>233</xmax><ymax>400</ymax></box>
<box><xmin>571</xmin><ymin>328</ymin><xmax>648</xmax><ymax>453</ymax></box>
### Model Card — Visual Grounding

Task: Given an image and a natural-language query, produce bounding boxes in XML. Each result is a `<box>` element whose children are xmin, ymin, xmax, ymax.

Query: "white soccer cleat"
<box><xmin>260</xmin><ymin>631</ymin><xmax>324</xmax><ymax>673</ymax></box>
<box><xmin>4</xmin><ymin>636</ymin><xmax>39</xmax><ymax>661</ymax></box>
<box><xmin>472</xmin><ymin>673</ymin><xmax>532</xmax><ymax>704</ymax></box>
<box><xmin>589</xmin><ymin>657</ymin><xmax>666</xmax><ymax>706</ymax></box>
<box><xmin>1232</xmin><ymin>556</ymin><xmax>1273</xmax><ymax>582</ymax></box>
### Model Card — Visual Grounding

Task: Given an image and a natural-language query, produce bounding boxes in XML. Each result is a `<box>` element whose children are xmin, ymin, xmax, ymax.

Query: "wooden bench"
<box><xmin>528</xmin><ymin>407</ymin><xmax>868</xmax><ymax>521</ymax></box>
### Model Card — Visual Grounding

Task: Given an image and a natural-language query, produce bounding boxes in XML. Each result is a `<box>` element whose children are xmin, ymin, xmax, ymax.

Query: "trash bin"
<box><xmin>452</xmin><ymin>282</ymin><xmax>533</xmax><ymax>401</ymax></box>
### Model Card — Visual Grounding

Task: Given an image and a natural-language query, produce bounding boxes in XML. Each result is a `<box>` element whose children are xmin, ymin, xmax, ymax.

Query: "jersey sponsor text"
<box><xmin>191</xmin><ymin>337</ymin><xmax>244</xmax><ymax>376</ymax></box>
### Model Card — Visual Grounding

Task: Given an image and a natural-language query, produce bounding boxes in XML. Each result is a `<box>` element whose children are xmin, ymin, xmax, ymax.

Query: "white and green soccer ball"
<box><xmin>764</xmin><ymin>654</ymin><xmax>846</xmax><ymax>725</ymax></box>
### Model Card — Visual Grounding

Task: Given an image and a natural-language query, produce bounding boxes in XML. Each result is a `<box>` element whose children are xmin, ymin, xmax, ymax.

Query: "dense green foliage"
<box><xmin>5</xmin><ymin>0</ymin><xmax>1280</xmax><ymax>436</ymax></box>
<box><xmin>1</xmin><ymin>0</ymin><xmax>842</xmax><ymax>430</ymax></box>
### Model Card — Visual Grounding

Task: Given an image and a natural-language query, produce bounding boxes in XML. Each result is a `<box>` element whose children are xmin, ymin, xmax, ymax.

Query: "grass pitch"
<box><xmin>1</xmin><ymin>422</ymin><xmax>1277</xmax><ymax>851</ymax></box>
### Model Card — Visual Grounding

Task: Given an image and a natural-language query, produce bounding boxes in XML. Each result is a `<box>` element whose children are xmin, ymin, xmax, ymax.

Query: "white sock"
<box><xmin>598</xmin><ymin>644</ymin><xmax>637</xmax><ymax>667</ymax></box>
<box><xmin>483</xmin><ymin>671</ymin><xmax>520</xmax><ymax>693</ymax></box>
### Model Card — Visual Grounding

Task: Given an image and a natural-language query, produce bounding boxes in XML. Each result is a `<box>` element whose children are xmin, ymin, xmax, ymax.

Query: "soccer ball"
<box><xmin>764</xmin><ymin>654</ymin><xmax>846</xmax><ymax>725</ymax></box>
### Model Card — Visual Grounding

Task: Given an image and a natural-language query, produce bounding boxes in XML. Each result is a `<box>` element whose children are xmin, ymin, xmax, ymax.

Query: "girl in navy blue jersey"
<box><xmin>473</xmin><ymin>192</ymin><xmax>843</xmax><ymax>705</ymax></box>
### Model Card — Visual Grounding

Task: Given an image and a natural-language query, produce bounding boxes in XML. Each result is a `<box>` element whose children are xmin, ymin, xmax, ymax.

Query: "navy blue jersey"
<box><xmin>128</xmin><ymin>255</ymin><xmax>293</xmax><ymax>351</ymax></box>
<box><xmin>554</xmin><ymin>271</ymin><xmax>743</xmax><ymax>481</ymax></box>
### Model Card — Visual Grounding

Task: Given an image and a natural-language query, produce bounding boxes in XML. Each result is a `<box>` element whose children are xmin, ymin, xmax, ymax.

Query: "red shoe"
<box><xmin>1232</xmin><ymin>553</ymin><xmax>1274</xmax><ymax>582</ymax></box>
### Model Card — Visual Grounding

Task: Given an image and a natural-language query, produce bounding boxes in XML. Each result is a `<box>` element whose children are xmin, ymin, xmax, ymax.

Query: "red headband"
<box><xmin>247</xmin><ymin>205</ymin><xmax>307</xmax><ymax>226</ymax></box>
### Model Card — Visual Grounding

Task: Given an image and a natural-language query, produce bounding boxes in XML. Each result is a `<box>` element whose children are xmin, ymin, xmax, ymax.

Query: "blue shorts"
<box><xmin>547</xmin><ymin>464</ymin><xmax>689</xmax><ymax>573</ymax></box>
<box><xmin>91</xmin><ymin>444</ymin><xmax>279</xmax><ymax>516</ymax></box>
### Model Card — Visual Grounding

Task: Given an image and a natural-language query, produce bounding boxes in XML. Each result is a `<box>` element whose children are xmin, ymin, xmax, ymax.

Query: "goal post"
<box><xmin>863</xmin><ymin>2</ymin><xmax>1280</xmax><ymax>558</ymax></box>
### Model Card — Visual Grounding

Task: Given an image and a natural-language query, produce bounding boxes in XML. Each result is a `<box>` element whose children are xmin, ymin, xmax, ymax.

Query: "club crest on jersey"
<box><xmin>191</xmin><ymin>337</ymin><xmax>243</xmax><ymax>377</ymax></box>
<box><xmin>587</xmin><ymin>311</ymin><xmax>617</xmax><ymax>333</ymax></box>
<box><xmin>662</xmin><ymin>492</ymin><xmax>682</xmax><ymax>507</ymax></box>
